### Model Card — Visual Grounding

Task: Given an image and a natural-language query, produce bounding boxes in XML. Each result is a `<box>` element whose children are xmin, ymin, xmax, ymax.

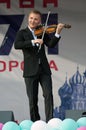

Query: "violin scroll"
<box><xmin>64</xmin><ymin>24</ymin><xmax>71</xmax><ymax>28</ymax></box>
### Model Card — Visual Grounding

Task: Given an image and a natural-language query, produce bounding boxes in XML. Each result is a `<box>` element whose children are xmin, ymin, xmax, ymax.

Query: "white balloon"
<box><xmin>31</xmin><ymin>120</ymin><xmax>48</xmax><ymax>130</ymax></box>
<box><xmin>48</xmin><ymin>118</ymin><xmax>62</xmax><ymax>129</ymax></box>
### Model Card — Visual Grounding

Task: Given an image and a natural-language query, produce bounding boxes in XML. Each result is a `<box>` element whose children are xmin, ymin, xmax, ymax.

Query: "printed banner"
<box><xmin>0</xmin><ymin>0</ymin><xmax>86</xmax><ymax>122</ymax></box>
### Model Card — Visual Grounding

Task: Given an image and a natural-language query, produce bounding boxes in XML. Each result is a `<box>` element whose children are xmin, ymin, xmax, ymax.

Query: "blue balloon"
<box><xmin>2</xmin><ymin>121</ymin><xmax>20</xmax><ymax>130</ymax></box>
<box><xmin>19</xmin><ymin>120</ymin><xmax>33</xmax><ymax>130</ymax></box>
<box><xmin>77</xmin><ymin>117</ymin><xmax>86</xmax><ymax>127</ymax></box>
<box><xmin>59</xmin><ymin>118</ymin><xmax>78</xmax><ymax>130</ymax></box>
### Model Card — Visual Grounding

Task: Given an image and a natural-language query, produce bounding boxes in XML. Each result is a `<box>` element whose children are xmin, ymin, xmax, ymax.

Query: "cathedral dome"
<box><xmin>83</xmin><ymin>70</ymin><xmax>86</xmax><ymax>86</ymax></box>
<box><xmin>69</xmin><ymin>67</ymin><xmax>84</xmax><ymax>86</ymax></box>
<box><xmin>83</xmin><ymin>70</ymin><xmax>86</xmax><ymax>77</ymax></box>
<box><xmin>58</xmin><ymin>76</ymin><xmax>72</xmax><ymax>97</ymax></box>
<box><xmin>83</xmin><ymin>77</ymin><xmax>86</xmax><ymax>87</ymax></box>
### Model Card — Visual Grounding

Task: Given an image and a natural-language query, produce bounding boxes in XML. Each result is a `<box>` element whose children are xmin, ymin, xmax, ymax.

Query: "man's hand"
<box><xmin>56</xmin><ymin>23</ymin><xmax>65</xmax><ymax>34</ymax></box>
<box><xmin>33</xmin><ymin>39</ymin><xmax>43</xmax><ymax>45</ymax></box>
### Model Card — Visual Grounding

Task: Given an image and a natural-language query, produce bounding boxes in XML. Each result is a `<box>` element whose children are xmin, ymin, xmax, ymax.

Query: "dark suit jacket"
<box><xmin>14</xmin><ymin>27</ymin><xmax>61</xmax><ymax>77</ymax></box>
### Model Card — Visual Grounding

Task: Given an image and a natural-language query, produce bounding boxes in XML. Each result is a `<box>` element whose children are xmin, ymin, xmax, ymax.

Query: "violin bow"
<box><xmin>39</xmin><ymin>11</ymin><xmax>51</xmax><ymax>50</ymax></box>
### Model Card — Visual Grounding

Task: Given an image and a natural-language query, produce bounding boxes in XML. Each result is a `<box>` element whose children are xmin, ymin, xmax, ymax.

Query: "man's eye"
<box><xmin>30</xmin><ymin>17</ymin><xmax>33</xmax><ymax>20</ymax></box>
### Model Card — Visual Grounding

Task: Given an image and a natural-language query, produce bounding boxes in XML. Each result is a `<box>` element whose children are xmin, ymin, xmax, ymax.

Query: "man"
<box><xmin>14</xmin><ymin>9</ymin><xmax>64</xmax><ymax>122</ymax></box>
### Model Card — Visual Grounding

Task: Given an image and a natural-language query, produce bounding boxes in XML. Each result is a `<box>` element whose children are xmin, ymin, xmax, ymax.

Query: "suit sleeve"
<box><xmin>44</xmin><ymin>33</ymin><xmax>61</xmax><ymax>48</ymax></box>
<box><xmin>14</xmin><ymin>30</ymin><xmax>33</xmax><ymax>49</ymax></box>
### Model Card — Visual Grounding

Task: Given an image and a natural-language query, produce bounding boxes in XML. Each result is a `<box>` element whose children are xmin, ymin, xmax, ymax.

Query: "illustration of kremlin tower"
<box><xmin>53</xmin><ymin>67</ymin><xmax>86</xmax><ymax>120</ymax></box>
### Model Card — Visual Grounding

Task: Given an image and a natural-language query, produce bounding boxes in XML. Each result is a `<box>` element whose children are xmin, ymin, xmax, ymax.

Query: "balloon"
<box><xmin>31</xmin><ymin>120</ymin><xmax>48</xmax><ymax>130</ymax></box>
<box><xmin>77</xmin><ymin>117</ymin><xmax>86</xmax><ymax>127</ymax></box>
<box><xmin>47</xmin><ymin>124</ymin><xmax>59</xmax><ymax>130</ymax></box>
<box><xmin>19</xmin><ymin>120</ymin><xmax>33</xmax><ymax>130</ymax></box>
<box><xmin>0</xmin><ymin>123</ymin><xmax>4</xmax><ymax>130</ymax></box>
<box><xmin>77</xmin><ymin>126</ymin><xmax>86</xmax><ymax>130</ymax></box>
<box><xmin>59</xmin><ymin>118</ymin><xmax>78</xmax><ymax>130</ymax></box>
<box><xmin>2</xmin><ymin>121</ymin><xmax>20</xmax><ymax>130</ymax></box>
<box><xmin>21</xmin><ymin>129</ymin><xmax>29</xmax><ymax>130</ymax></box>
<box><xmin>48</xmin><ymin>118</ymin><xmax>62</xmax><ymax>130</ymax></box>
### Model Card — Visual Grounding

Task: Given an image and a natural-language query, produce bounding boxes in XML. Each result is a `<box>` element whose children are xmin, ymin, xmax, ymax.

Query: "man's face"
<box><xmin>28</xmin><ymin>12</ymin><xmax>41</xmax><ymax>29</ymax></box>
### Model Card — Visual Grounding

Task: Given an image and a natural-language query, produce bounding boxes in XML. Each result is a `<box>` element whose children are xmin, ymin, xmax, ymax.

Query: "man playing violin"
<box><xmin>14</xmin><ymin>9</ymin><xmax>65</xmax><ymax>122</ymax></box>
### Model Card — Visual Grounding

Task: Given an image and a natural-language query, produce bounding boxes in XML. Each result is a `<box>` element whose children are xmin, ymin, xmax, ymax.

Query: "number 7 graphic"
<box><xmin>0</xmin><ymin>15</ymin><xmax>24</xmax><ymax>55</ymax></box>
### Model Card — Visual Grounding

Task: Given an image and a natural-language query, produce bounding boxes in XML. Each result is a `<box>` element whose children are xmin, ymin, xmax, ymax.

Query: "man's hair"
<box><xmin>28</xmin><ymin>9</ymin><xmax>42</xmax><ymax>18</ymax></box>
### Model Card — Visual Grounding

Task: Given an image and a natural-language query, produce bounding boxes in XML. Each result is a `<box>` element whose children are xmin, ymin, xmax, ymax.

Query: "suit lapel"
<box><xmin>25</xmin><ymin>27</ymin><xmax>34</xmax><ymax>39</ymax></box>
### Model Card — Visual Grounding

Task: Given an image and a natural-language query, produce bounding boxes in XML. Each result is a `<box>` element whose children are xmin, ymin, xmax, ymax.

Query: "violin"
<box><xmin>34</xmin><ymin>24</ymin><xmax>71</xmax><ymax>36</ymax></box>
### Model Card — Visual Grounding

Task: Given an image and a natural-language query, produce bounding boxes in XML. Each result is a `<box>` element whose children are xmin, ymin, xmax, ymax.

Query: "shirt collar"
<box><xmin>28</xmin><ymin>26</ymin><xmax>35</xmax><ymax>33</ymax></box>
